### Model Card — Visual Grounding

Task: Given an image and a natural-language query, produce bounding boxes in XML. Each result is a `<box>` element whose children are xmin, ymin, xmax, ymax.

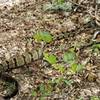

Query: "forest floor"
<box><xmin>0</xmin><ymin>0</ymin><xmax>100</xmax><ymax>100</ymax></box>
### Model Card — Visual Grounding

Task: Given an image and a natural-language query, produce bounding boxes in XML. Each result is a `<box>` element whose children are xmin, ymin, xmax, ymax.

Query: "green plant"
<box><xmin>32</xmin><ymin>91</ymin><xmax>37</xmax><ymax>97</ymax></box>
<box><xmin>43</xmin><ymin>52</ymin><xmax>66</xmax><ymax>73</ymax></box>
<box><xmin>32</xmin><ymin>77</ymin><xmax>73</xmax><ymax>99</ymax></box>
<box><xmin>43</xmin><ymin>52</ymin><xmax>57</xmax><ymax>64</ymax></box>
<box><xmin>63</xmin><ymin>49</ymin><xmax>76</xmax><ymax>64</ymax></box>
<box><xmin>63</xmin><ymin>49</ymin><xmax>84</xmax><ymax>74</ymax></box>
<box><xmin>90</xmin><ymin>96</ymin><xmax>100</xmax><ymax>100</ymax></box>
<box><xmin>77</xmin><ymin>96</ymin><xmax>84</xmax><ymax>100</ymax></box>
<box><xmin>92</xmin><ymin>43</ymin><xmax>100</xmax><ymax>53</ymax></box>
<box><xmin>83</xmin><ymin>14</ymin><xmax>91</xmax><ymax>24</ymax></box>
<box><xmin>43</xmin><ymin>48</ymin><xmax>84</xmax><ymax>74</ymax></box>
<box><xmin>33</xmin><ymin>31</ymin><xmax>53</xmax><ymax>43</ymax></box>
<box><xmin>39</xmin><ymin>83</ymin><xmax>52</xmax><ymax>96</ymax></box>
<box><xmin>32</xmin><ymin>83</ymin><xmax>53</xmax><ymax>97</ymax></box>
<box><xmin>63</xmin><ymin>79</ymin><xmax>73</xmax><ymax>86</ymax></box>
<box><xmin>52</xmin><ymin>64</ymin><xmax>65</xmax><ymax>73</ymax></box>
<box><xmin>53</xmin><ymin>0</ymin><xmax>65</xmax><ymax>4</ymax></box>
<box><xmin>69</xmin><ymin>63</ymin><xmax>83</xmax><ymax>74</ymax></box>
<box><xmin>51</xmin><ymin>77</ymin><xmax>73</xmax><ymax>86</ymax></box>
<box><xmin>43</xmin><ymin>1</ymin><xmax>72</xmax><ymax>12</ymax></box>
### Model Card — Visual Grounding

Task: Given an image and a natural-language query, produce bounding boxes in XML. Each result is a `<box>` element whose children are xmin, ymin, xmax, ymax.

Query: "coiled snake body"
<box><xmin>0</xmin><ymin>48</ymin><xmax>43</xmax><ymax>100</ymax></box>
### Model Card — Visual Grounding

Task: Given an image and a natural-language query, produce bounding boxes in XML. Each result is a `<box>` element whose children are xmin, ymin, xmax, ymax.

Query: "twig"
<box><xmin>68</xmin><ymin>0</ymin><xmax>87</xmax><ymax>9</ymax></box>
<box><xmin>92</xmin><ymin>31</ymin><xmax>100</xmax><ymax>41</ymax></box>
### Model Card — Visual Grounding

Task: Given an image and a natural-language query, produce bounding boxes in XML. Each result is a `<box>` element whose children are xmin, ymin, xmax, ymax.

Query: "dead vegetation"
<box><xmin>0</xmin><ymin>0</ymin><xmax>100</xmax><ymax>100</ymax></box>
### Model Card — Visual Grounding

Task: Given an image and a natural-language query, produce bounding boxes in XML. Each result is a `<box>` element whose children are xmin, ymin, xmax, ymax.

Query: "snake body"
<box><xmin>0</xmin><ymin>48</ymin><xmax>43</xmax><ymax>99</ymax></box>
<box><xmin>0</xmin><ymin>48</ymin><xmax>43</xmax><ymax>73</ymax></box>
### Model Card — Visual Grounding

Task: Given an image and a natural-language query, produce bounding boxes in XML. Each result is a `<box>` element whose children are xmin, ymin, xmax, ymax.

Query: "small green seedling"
<box><xmin>90</xmin><ymin>96</ymin><xmax>100</xmax><ymax>100</ymax></box>
<box><xmin>92</xmin><ymin>43</ymin><xmax>100</xmax><ymax>53</ymax></box>
<box><xmin>32</xmin><ymin>83</ymin><xmax>53</xmax><ymax>97</ymax></box>
<box><xmin>33</xmin><ymin>31</ymin><xmax>53</xmax><ymax>43</ymax></box>
<box><xmin>43</xmin><ymin>0</ymin><xmax>72</xmax><ymax>12</ymax></box>
<box><xmin>63</xmin><ymin>49</ymin><xmax>84</xmax><ymax>74</ymax></box>
<box><xmin>32</xmin><ymin>90</ymin><xmax>37</xmax><ymax>97</ymax></box>
<box><xmin>43</xmin><ymin>52</ymin><xmax>57</xmax><ymax>64</ymax></box>
<box><xmin>63</xmin><ymin>50</ymin><xmax>76</xmax><ymax>64</ymax></box>
<box><xmin>69</xmin><ymin>63</ymin><xmax>83</xmax><ymax>74</ymax></box>
<box><xmin>51</xmin><ymin>77</ymin><xmax>73</xmax><ymax>86</ymax></box>
<box><xmin>52</xmin><ymin>64</ymin><xmax>65</xmax><ymax>73</ymax></box>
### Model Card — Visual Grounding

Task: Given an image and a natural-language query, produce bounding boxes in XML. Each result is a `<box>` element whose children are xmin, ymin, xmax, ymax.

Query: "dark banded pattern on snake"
<box><xmin>0</xmin><ymin>48</ymin><xmax>43</xmax><ymax>73</ymax></box>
